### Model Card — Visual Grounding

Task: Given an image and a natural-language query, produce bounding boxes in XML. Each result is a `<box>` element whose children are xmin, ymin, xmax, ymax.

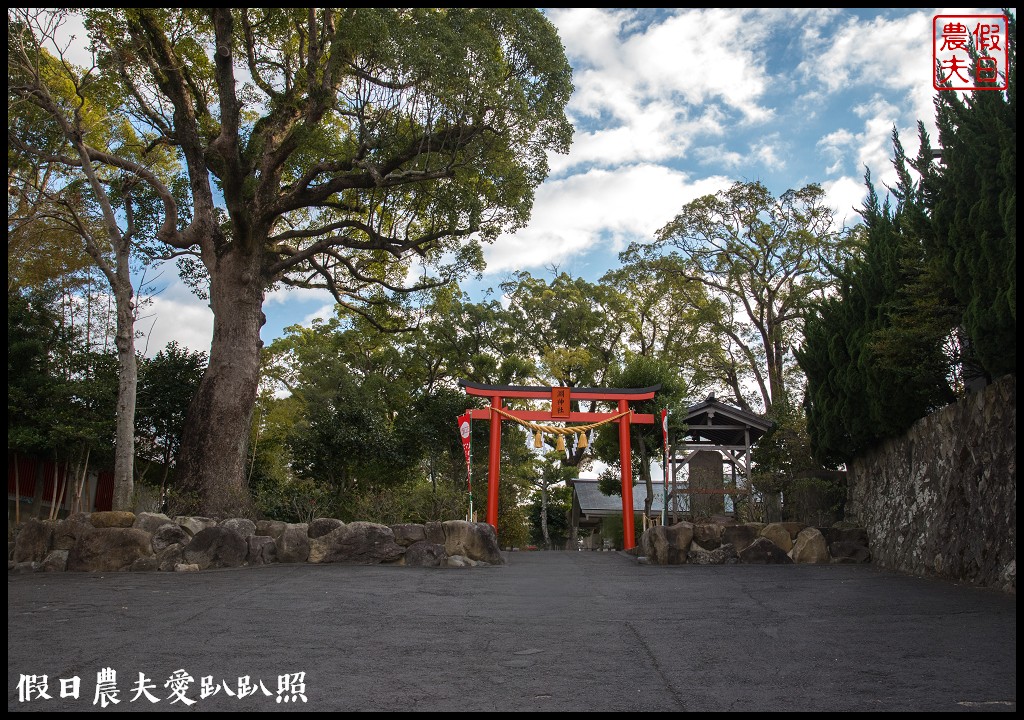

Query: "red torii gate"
<box><xmin>459</xmin><ymin>380</ymin><xmax>660</xmax><ymax>551</ymax></box>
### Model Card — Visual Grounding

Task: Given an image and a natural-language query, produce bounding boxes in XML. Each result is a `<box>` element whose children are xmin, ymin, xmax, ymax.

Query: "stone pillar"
<box><xmin>689</xmin><ymin>451</ymin><xmax>724</xmax><ymax>517</ymax></box>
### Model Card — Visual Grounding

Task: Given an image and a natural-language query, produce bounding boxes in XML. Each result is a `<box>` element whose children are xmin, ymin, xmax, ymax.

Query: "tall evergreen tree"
<box><xmin>929</xmin><ymin>11</ymin><xmax>1016</xmax><ymax>380</ymax></box>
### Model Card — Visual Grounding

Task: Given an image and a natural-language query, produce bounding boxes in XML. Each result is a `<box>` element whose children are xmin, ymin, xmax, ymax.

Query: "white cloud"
<box><xmin>264</xmin><ymin>285</ymin><xmax>334</xmax><ymax>307</ymax></box>
<box><xmin>546</xmin><ymin>8</ymin><xmax>778</xmax><ymax>176</ymax></box>
<box><xmin>483</xmin><ymin>164</ymin><xmax>732</xmax><ymax>274</ymax></box>
<box><xmin>135</xmin><ymin>283</ymin><xmax>214</xmax><ymax>358</ymax></box>
<box><xmin>822</xmin><ymin>176</ymin><xmax>869</xmax><ymax>231</ymax></box>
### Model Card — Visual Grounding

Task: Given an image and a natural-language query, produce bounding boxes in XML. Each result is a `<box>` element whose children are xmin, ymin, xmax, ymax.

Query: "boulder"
<box><xmin>641</xmin><ymin>522</ymin><xmax>694</xmax><ymax>565</ymax></box>
<box><xmin>13</xmin><ymin>519</ymin><xmax>54</xmax><ymax>563</ymax></box>
<box><xmin>424</xmin><ymin>521</ymin><xmax>445</xmax><ymax>545</ymax></box>
<box><xmin>219</xmin><ymin>518</ymin><xmax>257</xmax><ymax>539</ymax></box>
<box><xmin>829</xmin><ymin>541</ymin><xmax>871</xmax><ymax>563</ymax></box>
<box><xmin>66</xmin><ymin>528</ymin><xmax>154</xmax><ymax>572</ymax></box>
<box><xmin>441</xmin><ymin>521</ymin><xmax>504</xmax><ymax>565</ymax></box>
<box><xmin>308</xmin><ymin>522</ymin><xmax>404</xmax><ymax>564</ymax></box>
<box><xmin>130</xmin><ymin>555</ymin><xmax>158</xmax><ymax>572</ymax></box>
<box><xmin>157</xmin><ymin>543</ymin><xmax>185</xmax><ymax>572</ymax></box>
<box><xmin>12</xmin><ymin>561</ymin><xmax>38</xmax><ymax>573</ymax></box>
<box><xmin>246</xmin><ymin>535</ymin><xmax>278</xmax><ymax>565</ymax></box>
<box><xmin>308</xmin><ymin>518</ymin><xmax>344</xmax><ymax>539</ymax></box>
<box><xmin>738</xmin><ymin>536</ymin><xmax>794</xmax><ymax>564</ymax></box>
<box><xmin>722</xmin><ymin>524</ymin><xmax>760</xmax><ymax>552</ymax></box>
<box><xmin>780</xmin><ymin>522</ymin><xmax>808</xmax><ymax>539</ymax></box>
<box><xmin>152</xmin><ymin>523</ymin><xmax>191</xmax><ymax>553</ymax></box>
<box><xmin>175</xmin><ymin>516</ymin><xmax>217</xmax><ymax>537</ymax></box>
<box><xmin>445</xmin><ymin>554</ymin><xmax>488</xmax><ymax>568</ymax></box>
<box><xmin>404</xmin><ymin>541</ymin><xmax>447</xmax><ymax>568</ymax></box>
<box><xmin>182</xmin><ymin>527</ymin><xmax>247</xmax><ymax>570</ymax></box>
<box><xmin>390</xmin><ymin>524</ymin><xmax>427</xmax><ymax>547</ymax></box>
<box><xmin>53</xmin><ymin>514</ymin><xmax>92</xmax><ymax>551</ymax></box>
<box><xmin>256</xmin><ymin>520</ymin><xmax>287</xmax><ymax>539</ymax></box>
<box><xmin>90</xmin><ymin>511</ymin><xmax>136</xmax><ymax>528</ymax></box>
<box><xmin>275</xmin><ymin>523</ymin><xmax>310</xmax><ymax>563</ymax></box>
<box><xmin>760</xmin><ymin>523</ymin><xmax>793</xmax><ymax>553</ymax></box>
<box><xmin>41</xmin><ymin>550</ymin><xmax>69</xmax><ymax>572</ymax></box>
<box><xmin>692</xmin><ymin>523</ymin><xmax>723</xmax><ymax>550</ymax></box>
<box><xmin>687</xmin><ymin>543</ymin><xmax>739</xmax><ymax>565</ymax></box>
<box><xmin>174</xmin><ymin>563</ymin><xmax>200</xmax><ymax>573</ymax></box>
<box><xmin>133</xmin><ymin>512</ymin><xmax>174</xmax><ymax>534</ymax></box>
<box><xmin>791</xmin><ymin>527</ymin><xmax>830</xmax><ymax>564</ymax></box>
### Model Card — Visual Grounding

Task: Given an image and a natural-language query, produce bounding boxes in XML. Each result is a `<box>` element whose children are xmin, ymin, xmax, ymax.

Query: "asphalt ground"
<box><xmin>7</xmin><ymin>551</ymin><xmax>1017</xmax><ymax>712</ymax></box>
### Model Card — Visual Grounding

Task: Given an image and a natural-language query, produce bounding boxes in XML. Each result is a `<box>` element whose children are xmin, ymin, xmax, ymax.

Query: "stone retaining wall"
<box><xmin>639</xmin><ymin>520</ymin><xmax>871</xmax><ymax>566</ymax></box>
<box><xmin>847</xmin><ymin>375</ymin><xmax>1016</xmax><ymax>593</ymax></box>
<box><xmin>9</xmin><ymin>513</ymin><xmax>504</xmax><ymax>573</ymax></box>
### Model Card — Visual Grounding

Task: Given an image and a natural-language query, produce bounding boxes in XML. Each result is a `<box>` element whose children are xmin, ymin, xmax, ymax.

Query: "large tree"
<box><xmin>627</xmin><ymin>181</ymin><xmax>850</xmax><ymax>414</ymax></box>
<box><xmin>11</xmin><ymin>9</ymin><xmax>573</xmax><ymax>516</ymax></box>
<box><xmin>8</xmin><ymin>11</ymin><xmax>179</xmax><ymax>509</ymax></box>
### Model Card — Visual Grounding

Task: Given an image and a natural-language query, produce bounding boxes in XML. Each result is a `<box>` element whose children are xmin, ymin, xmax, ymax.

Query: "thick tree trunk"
<box><xmin>111</xmin><ymin>271</ymin><xmax>137</xmax><ymax>511</ymax></box>
<box><xmin>175</xmin><ymin>250</ymin><xmax>264</xmax><ymax>518</ymax></box>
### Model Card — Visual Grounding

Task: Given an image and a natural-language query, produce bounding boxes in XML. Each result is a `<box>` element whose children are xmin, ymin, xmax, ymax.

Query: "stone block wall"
<box><xmin>847</xmin><ymin>375</ymin><xmax>1015</xmax><ymax>592</ymax></box>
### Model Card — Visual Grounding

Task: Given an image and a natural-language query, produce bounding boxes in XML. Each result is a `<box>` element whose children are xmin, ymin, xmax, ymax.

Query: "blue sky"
<box><xmin>118</xmin><ymin>7</ymin><xmax>1011</xmax><ymax>356</ymax></box>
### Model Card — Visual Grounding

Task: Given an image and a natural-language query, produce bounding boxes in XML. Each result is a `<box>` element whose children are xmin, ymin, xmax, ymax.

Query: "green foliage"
<box><xmin>930</xmin><ymin>12</ymin><xmax>1017</xmax><ymax>379</ymax></box>
<box><xmin>7</xmin><ymin>286</ymin><xmax>118</xmax><ymax>465</ymax></box>
<box><xmin>527</xmin><ymin>484</ymin><xmax>572</xmax><ymax>548</ymax></box>
<box><xmin>798</xmin><ymin>129</ymin><xmax>960</xmax><ymax>464</ymax></box>
<box><xmin>632</xmin><ymin>180</ymin><xmax>851</xmax><ymax>413</ymax></box>
<box><xmin>135</xmin><ymin>341</ymin><xmax>207</xmax><ymax>473</ymax></box>
<box><xmin>598</xmin><ymin>513</ymin><xmax>642</xmax><ymax>551</ymax></box>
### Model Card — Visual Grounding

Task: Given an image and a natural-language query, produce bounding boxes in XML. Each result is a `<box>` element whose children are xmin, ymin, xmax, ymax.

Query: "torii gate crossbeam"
<box><xmin>459</xmin><ymin>380</ymin><xmax>659</xmax><ymax>551</ymax></box>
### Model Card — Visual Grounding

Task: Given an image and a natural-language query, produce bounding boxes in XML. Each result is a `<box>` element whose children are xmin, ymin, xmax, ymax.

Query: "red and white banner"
<box><xmin>457</xmin><ymin>413</ymin><xmax>472</xmax><ymax>491</ymax></box>
<box><xmin>661</xmin><ymin>408</ymin><xmax>669</xmax><ymax>454</ymax></box>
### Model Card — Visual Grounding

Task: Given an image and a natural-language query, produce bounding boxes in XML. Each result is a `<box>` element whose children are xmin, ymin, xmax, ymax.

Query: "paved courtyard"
<box><xmin>7</xmin><ymin>551</ymin><xmax>1017</xmax><ymax>712</ymax></box>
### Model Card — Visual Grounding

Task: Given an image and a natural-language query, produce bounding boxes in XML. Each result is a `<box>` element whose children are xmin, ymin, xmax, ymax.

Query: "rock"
<box><xmin>53</xmin><ymin>514</ymin><xmax>91</xmax><ymax>551</ymax></box>
<box><xmin>390</xmin><ymin>524</ymin><xmax>427</xmax><ymax>547</ymax></box>
<box><xmin>275</xmin><ymin>524</ymin><xmax>310</xmax><ymax>563</ymax></box>
<box><xmin>151</xmin><ymin>523</ymin><xmax>191</xmax><ymax>553</ymax></box>
<box><xmin>41</xmin><ymin>550</ymin><xmax>68</xmax><ymax>572</ymax></box>
<box><xmin>13</xmin><ymin>519</ymin><xmax>54</xmax><ymax>563</ymax></box>
<box><xmin>12</xmin><ymin>561</ymin><xmax>38</xmax><ymax>573</ymax></box>
<box><xmin>738</xmin><ymin>536</ymin><xmax>794</xmax><ymax>564</ymax></box>
<box><xmin>174</xmin><ymin>563</ymin><xmax>200</xmax><ymax>573</ymax></box>
<box><xmin>790</xmin><ymin>527</ymin><xmax>830</xmax><ymax>564</ymax></box>
<box><xmin>819</xmin><ymin>526</ymin><xmax>869</xmax><ymax>546</ymax></box>
<box><xmin>446</xmin><ymin>554</ymin><xmax>485</xmax><ymax>568</ymax></box>
<box><xmin>829</xmin><ymin>541</ymin><xmax>871</xmax><ymax>563</ymax></box>
<box><xmin>424</xmin><ymin>521</ymin><xmax>445</xmax><ymax>545</ymax></box>
<box><xmin>780</xmin><ymin>522</ymin><xmax>808</xmax><ymax>539</ymax></box>
<box><xmin>831</xmin><ymin>520</ymin><xmax>861</xmax><ymax>530</ymax></box>
<box><xmin>157</xmin><ymin>543</ymin><xmax>185</xmax><ymax>572</ymax></box>
<box><xmin>641</xmin><ymin>522</ymin><xmax>694</xmax><ymax>565</ymax></box>
<box><xmin>760</xmin><ymin>523</ymin><xmax>793</xmax><ymax>553</ymax></box>
<box><xmin>256</xmin><ymin>520</ymin><xmax>287</xmax><ymax>539</ymax></box>
<box><xmin>404</xmin><ymin>541</ymin><xmax>446</xmax><ymax>568</ymax></box>
<box><xmin>722</xmin><ymin>524</ymin><xmax>760</xmax><ymax>552</ymax></box>
<box><xmin>692</xmin><ymin>523</ymin><xmax>722</xmax><ymax>550</ymax></box>
<box><xmin>687</xmin><ymin>543</ymin><xmax>738</xmax><ymax>565</ymax></box>
<box><xmin>309</xmin><ymin>522</ymin><xmax>404</xmax><ymax>564</ymax></box>
<box><xmin>442</xmin><ymin>521</ymin><xmax>505</xmax><ymax>565</ymax></box>
<box><xmin>182</xmin><ymin>527</ymin><xmax>248</xmax><ymax>570</ymax></box>
<box><xmin>66</xmin><ymin>528</ymin><xmax>154</xmax><ymax>572</ymax></box>
<box><xmin>247</xmin><ymin>535</ymin><xmax>278</xmax><ymax>565</ymax></box>
<box><xmin>130</xmin><ymin>555</ymin><xmax>158</xmax><ymax>572</ymax></box>
<box><xmin>133</xmin><ymin>512</ymin><xmax>174</xmax><ymax>534</ymax></box>
<box><xmin>219</xmin><ymin>518</ymin><xmax>257</xmax><ymax>539</ymax></box>
<box><xmin>90</xmin><ymin>511</ymin><xmax>136</xmax><ymax>528</ymax></box>
<box><xmin>308</xmin><ymin>518</ymin><xmax>344</xmax><ymax>539</ymax></box>
<box><xmin>175</xmin><ymin>516</ymin><xmax>217</xmax><ymax>537</ymax></box>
